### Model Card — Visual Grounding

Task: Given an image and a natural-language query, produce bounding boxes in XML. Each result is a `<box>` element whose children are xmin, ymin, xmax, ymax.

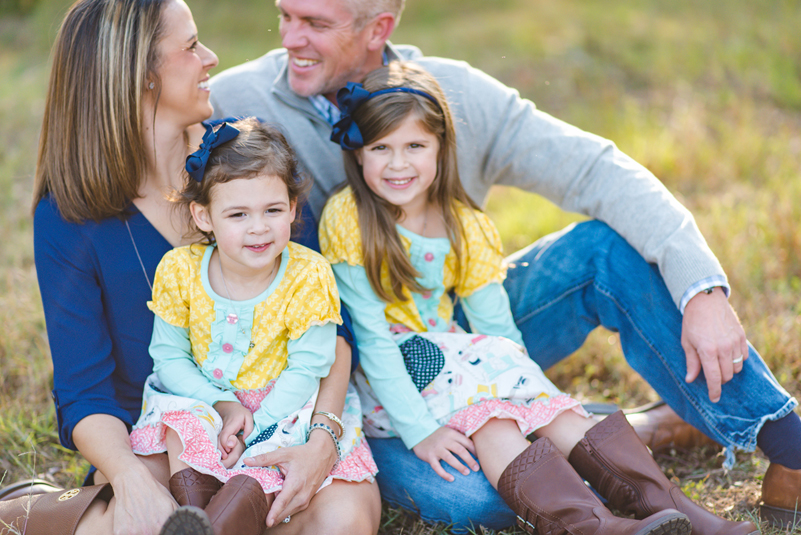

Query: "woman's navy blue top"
<box><xmin>34</xmin><ymin>195</ymin><xmax>356</xmax><ymax>451</ymax></box>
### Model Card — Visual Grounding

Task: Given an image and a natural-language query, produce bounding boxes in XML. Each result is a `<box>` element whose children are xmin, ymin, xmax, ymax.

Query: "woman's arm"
<box><xmin>73</xmin><ymin>414</ymin><xmax>177</xmax><ymax>534</ymax></box>
<box><xmin>244</xmin><ymin>336</ymin><xmax>350</xmax><ymax>527</ymax></box>
<box><xmin>34</xmin><ymin>202</ymin><xmax>176</xmax><ymax>534</ymax></box>
<box><xmin>33</xmin><ymin>201</ymin><xmax>135</xmax><ymax>448</ymax></box>
<box><xmin>310</xmin><ymin>337</ymin><xmax>352</xmax><ymax>426</ymax></box>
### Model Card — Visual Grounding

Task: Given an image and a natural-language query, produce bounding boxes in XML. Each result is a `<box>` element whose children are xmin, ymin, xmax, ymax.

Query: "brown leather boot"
<box><xmin>160</xmin><ymin>474</ymin><xmax>269</xmax><ymax>535</ymax></box>
<box><xmin>497</xmin><ymin>436</ymin><xmax>691</xmax><ymax>535</ymax></box>
<box><xmin>0</xmin><ymin>483</ymin><xmax>112</xmax><ymax>535</ymax></box>
<box><xmin>204</xmin><ymin>474</ymin><xmax>270</xmax><ymax>534</ymax></box>
<box><xmin>0</xmin><ymin>478</ymin><xmax>63</xmax><ymax>501</ymax></box>
<box><xmin>169</xmin><ymin>468</ymin><xmax>223</xmax><ymax>508</ymax></box>
<box><xmin>568</xmin><ymin>411</ymin><xmax>758</xmax><ymax>535</ymax></box>
<box><xmin>625</xmin><ymin>403</ymin><xmax>719</xmax><ymax>453</ymax></box>
<box><xmin>761</xmin><ymin>463</ymin><xmax>801</xmax><ymax>528</ymax></box>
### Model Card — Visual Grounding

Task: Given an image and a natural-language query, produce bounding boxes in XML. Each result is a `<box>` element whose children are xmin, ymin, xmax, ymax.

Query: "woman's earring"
<box><xmin>148</xmin><ymin>82</ymin><xmax>155</xmax><ymax>90</ymax></box>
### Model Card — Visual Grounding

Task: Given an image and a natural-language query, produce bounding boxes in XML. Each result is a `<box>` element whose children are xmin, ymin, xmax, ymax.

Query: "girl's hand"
<box><xmin>412</xmin><ymin>427</ymin><xmax>480</xmax><ymax>482</ymax></box>
<box><xmin>243</xmin><ymin>427</ymin><xmax>339</xmax><ymax>527</ymax></box>
<box><xmin>221</xmin><ymin>435</ymin><xmax>246</xmax><ymax>469</ymax></box>
<box><xmin>110</xmin><ymin>461</ymin><xmax>177</xmax><ymax>535</ymax></box>
<box><xmin>214</xmin><ymin>401</ymin><xmax>254</xmax><ymax>460</ymax></box>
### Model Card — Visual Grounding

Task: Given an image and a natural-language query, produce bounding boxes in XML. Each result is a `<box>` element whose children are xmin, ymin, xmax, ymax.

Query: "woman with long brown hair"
<box><xmin>0</xmin><ymin>0</ymin><xmax>380</xmax><ymax>533</ymax></box>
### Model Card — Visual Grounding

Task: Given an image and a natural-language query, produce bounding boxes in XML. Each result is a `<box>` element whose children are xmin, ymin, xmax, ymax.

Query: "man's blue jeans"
<box><xmin>367</xmin><ymin>220</ymin><xmax>797</xmax><ymax>533</ymax></box>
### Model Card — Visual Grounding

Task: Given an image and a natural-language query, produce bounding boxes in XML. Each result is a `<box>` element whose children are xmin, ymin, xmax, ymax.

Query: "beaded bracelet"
<box><xmin>313</xmin><ymin>411</ymin><xmax>344</xmax><ymax>438</ymax></box>
<box><xmin>308</xmin><ymin>422</ymin><xmax>342</xmax><ymax>465</ymax></box>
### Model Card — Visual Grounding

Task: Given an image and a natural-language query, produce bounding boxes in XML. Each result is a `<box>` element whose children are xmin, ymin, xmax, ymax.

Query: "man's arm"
<box><xmin>419</xmin><ymin>57</ymin><xmax>744</xmax><ymax>399</ymax></box>
<box><xmin>420</xmin><ymin>56</ymin><xmax>725</xmax><ymax>307</ymax></box>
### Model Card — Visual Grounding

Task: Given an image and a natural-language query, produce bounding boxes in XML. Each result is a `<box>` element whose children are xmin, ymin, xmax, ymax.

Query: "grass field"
<box><xmin>1</xmin><ymin>0</ymin><xmax>800</xmax><ymax>533</ymax></box>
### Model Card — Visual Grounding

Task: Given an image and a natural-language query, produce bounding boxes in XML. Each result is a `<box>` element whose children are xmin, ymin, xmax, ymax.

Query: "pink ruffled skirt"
<box><xmin>131</xmin><ymin>375</ymin><xmax>376</xmax><ymax>495</ymax></box>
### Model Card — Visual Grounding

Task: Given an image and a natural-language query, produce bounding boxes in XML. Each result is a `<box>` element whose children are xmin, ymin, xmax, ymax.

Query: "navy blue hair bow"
<box><xmin>330</xmin><ymin>82</ymin><xmax>442</xmax><ymax>150</ymax></box>
<box><xmin>185</xmin><ymin>122</ymin><xmax>240</xmax><ymax>182</ymax></box>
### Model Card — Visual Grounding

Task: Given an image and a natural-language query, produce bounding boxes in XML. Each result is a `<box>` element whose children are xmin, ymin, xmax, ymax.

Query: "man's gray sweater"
<box><xmin>209</xmin><ymin>43</ymin><xmax>725</xmax><ymax>308</ymax></box>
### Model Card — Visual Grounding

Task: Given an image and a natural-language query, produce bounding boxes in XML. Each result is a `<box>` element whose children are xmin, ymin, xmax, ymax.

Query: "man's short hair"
<box><xmin>346</xmin><ymin>0</ymin><xmax>405</xmax><ymax>29</ymax></box>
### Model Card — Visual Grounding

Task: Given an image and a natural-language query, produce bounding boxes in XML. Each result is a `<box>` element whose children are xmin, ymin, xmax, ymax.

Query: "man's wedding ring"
<box><xmin>732</xmin><ymin>355</ymin><xmax>744</xmax><ymax>364</ymax></box>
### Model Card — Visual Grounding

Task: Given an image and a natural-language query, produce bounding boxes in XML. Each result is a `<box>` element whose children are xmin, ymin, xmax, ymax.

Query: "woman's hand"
<box><xmin>109</xmin><ymin>461</ymin><xmax>177</xmax><ymax>535</ymax></box>
<box><xmin>214</xmin><ymin>400</ymin><xmax>254</xmax><ymax>461</ymax></box>
<box><xmin>242</xmin><ymin>336</ymin><xmax>350</xmax><ymax>527</ymax></box>
<box><xmin>73</xmin><ymin>415</ymin><xmax>176</xmax><ymax>535</ymax></box>
<box><xmin>412</xmin><ymin>427</ymin><xmax>479</xmax><ymax>482</ymax></box>
<box><xmin>243</xmin><ymin>427</ymin><xmax>338</xmax><ymax>527</ymax></box>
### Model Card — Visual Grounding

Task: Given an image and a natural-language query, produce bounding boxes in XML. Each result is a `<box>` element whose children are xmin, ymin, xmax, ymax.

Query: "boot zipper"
<box><xmin>582</xmin><ymin>438</ymin><xmax>644</xmax><ymax>513</ymax></box>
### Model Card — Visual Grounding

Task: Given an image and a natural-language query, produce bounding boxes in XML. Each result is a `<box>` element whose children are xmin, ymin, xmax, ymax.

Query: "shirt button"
<box><xmin>428</xmin><ymin>318</ymin><xmax>437</xmax><ymax>327</ymax></box>
<box><xmin>213</xmin><ymin>368</ymin><xmax>223</xmax><ymax>379</ymax></box>
<box><xmin>422</xmin><ymin>291</ymin><xmax>432</xmax><ymax>299</ymax></box>
<box><xmin>424</xmin><ymin>252</ymin><xmax>434</xmax><ymax>262</ymax></box>
<box><xmin>222</xmin><ymin>343</ymin><xmax>233</xmax><ymax>353</ymax></box>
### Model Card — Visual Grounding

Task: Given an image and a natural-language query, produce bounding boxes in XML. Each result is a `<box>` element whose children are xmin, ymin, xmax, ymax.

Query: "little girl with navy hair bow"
<box><xmin>130</xmin><ymin>117</ymin><xmax>377</xmax><ymax>534</ymax></box>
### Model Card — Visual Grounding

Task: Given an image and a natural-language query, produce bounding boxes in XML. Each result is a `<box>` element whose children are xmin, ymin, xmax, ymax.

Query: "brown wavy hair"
<box><xmin>342</xmin><ymin>61</ymin><xmax>481</xmax><ymax>302</ymax></box>
<box><xmin>33</xmin><ymin>0</ymin><xmax>168</xmax><ymax>222</ymax></box>
<box><xmin>174</xmin><ymin>118</ymin><xmax>310</xmax><ymax>244</ymax></box>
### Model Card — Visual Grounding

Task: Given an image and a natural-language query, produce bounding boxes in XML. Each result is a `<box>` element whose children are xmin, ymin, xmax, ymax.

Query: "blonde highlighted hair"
<box><xmin>342</xmin><ymin>61</ymin><xmax>481</xmax><ymax>302</ymax></box>
<box><xmin>33</xmin><ymin>0</ymin><xmax>167</xmax><ymax>222</ymax></box>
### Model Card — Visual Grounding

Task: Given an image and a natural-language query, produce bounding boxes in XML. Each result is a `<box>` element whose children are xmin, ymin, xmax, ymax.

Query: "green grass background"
<box><xmin>1</xmin><ymin>0</ymin><xmax>800</xmax><ymax>532</ymax></box>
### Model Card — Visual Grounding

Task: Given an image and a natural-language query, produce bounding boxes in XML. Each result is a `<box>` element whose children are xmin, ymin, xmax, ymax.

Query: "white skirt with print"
<box><xmin>354</xmin><ymin>331</ymin><xmax>587</xmax><ymax>439</ymax></box>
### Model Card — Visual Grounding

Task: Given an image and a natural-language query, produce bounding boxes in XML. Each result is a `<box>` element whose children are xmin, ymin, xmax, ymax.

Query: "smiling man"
<box><xmin>209</xmin><ymin>0</ymin><xmax>801</xmax><ymax>532</ymax></box>
<box><xmin>277</xmin><ymin>0</ymin><xmax>381</xmax><ymax>98</ymax></box>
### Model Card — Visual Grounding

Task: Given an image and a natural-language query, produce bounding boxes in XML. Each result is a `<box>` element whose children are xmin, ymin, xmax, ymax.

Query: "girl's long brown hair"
<box><xmin>342</xmin><ymin>61</ymin><xmax>481</xmax><ymax>302</ymax></box>
<box><xmin>33</xmin><ymin>0</ymin><xmax>166</xmax><ymax>222</ymax></box>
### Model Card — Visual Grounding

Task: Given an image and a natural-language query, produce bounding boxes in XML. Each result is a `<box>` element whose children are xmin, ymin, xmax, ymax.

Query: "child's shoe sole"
<box><xmin>637</xmin><ymin>512</ymin><xmax>692</xmax><ymax>535</ymax></box>
<box><xmin>159</xmin><ymin>505</ymin><xmax>214</xmax><ymax>535</ymax></box>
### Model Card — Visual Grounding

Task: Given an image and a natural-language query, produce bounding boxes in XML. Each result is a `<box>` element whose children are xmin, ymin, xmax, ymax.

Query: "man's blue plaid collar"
<box><xmin>310</xmin><ymin>94</ymin><xmax>341</xmax><ymax>126</ymax></box>
<box><xmin>308</xmin><ymin>49</ymin><xmax>390</xmax><ymax>127</ymax></box>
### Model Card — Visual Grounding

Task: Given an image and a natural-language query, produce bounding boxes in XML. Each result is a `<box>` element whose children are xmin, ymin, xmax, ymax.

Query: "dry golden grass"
<box><xmin>1</xmin><ymin>0</ymin><xmax>800</xmax><ymax>533</ymax></box>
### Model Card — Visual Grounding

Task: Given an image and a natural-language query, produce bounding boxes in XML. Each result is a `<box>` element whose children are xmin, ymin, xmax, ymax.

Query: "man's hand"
<box><xmin>214</xmin><ymin>401</ymin><xmax>254</xmax><ymax>462</ymax></box>
<box><xmin>682</xmin><ymin>287</ymin><xmax>748</xmax><ymax>403</ymax></box>
<box><xmin>412</xmin><ymin>427</ymin><xmax>479</xmax><ymax>482</ymax></box>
